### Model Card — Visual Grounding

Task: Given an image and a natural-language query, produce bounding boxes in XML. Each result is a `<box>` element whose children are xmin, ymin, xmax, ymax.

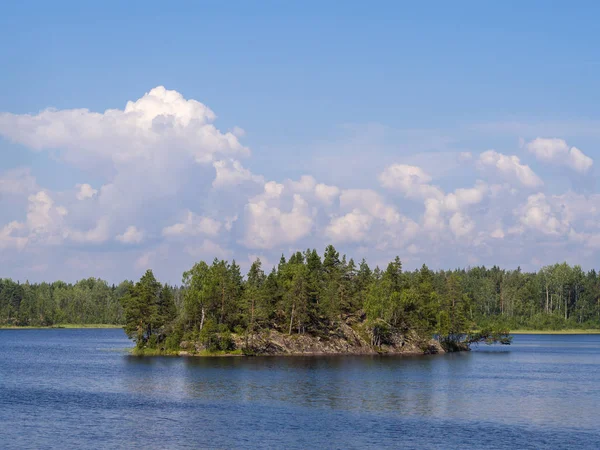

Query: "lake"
<box><xmin>1</xmin><ymin>329</ymin><xmax>599</xmax><ymax>449</ymax></box>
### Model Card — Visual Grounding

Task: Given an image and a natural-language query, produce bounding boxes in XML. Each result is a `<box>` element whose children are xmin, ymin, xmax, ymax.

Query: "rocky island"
<box><xmin>120</xmin><ymin>245</ymin><xmax>511</xmax><ymax>357</ymax></box>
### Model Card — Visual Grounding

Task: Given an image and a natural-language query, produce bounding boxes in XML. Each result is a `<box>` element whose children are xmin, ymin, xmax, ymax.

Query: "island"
<box><xmin>4</xmin><ymin>246</ymin><xmax>600</xmax><ymax>354</ymax></box>
<box><xmin>119</xmin><ymin>246</ymin><xmax>514</xmax><ymax>356</ymax></box>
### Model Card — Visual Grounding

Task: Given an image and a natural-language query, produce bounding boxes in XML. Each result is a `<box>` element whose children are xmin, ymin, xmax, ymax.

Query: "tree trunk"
<box><xmin>289</xmin><ymin>302</ymin><xmax>295</xmax><ymax>335</ymax></box>
<box><xmin>200</xmin><ymin>307</ymin><xmax>205</xmax><ymax>331</ymax></box>
<box><xmin>250</xmin><ymin>297</ymin><xmax>255</xmax><ymax>345</ymax></box>
<box><xmin>221</xmin><ymin>284</ymin><xmax>225</xmax><ymax>324</ymax></box>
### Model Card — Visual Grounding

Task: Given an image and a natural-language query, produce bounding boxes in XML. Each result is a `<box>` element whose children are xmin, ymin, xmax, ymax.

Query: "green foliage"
<box><xmin>370</xmin><ymin>320</ymin><xmax>393</xmax><ymax>347</ymax></box>
<box><xmin>198</xmin><ymin>320</ymin><xmax>235</xmax><ymax>352</ymax></box>
<box><xmin>0</xmin><ymin>278</ymin><xmax>127</xmax><ymax>327</ymax></box>
<box><xmin>5</xmin><ymin>248</ymin><xmax>600</xmax><ymax>356</ymax></box>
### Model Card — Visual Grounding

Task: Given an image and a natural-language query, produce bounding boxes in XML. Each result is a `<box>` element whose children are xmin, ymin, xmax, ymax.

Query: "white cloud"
<box><xmin>423</xmin><ymin>198</ymin><xmax>444</xmax><ymax>231</ymax></box>
<box><xmin>212</xmin><ymin>159</ymin><xmax>263</xmax><ymax>188</ymax></box>
<box><xmin>478</xmin><ymin>150</ymin><xmax>543</xmax><ymax>187</ymax></box>
<box><xmin>379</xmin><ymin>163</ymin><xmax>491</xmax><ymax>239</ymax></box>
<box><xmin>379</xmin><ymin>164</ymin><xmax>444</xmax><ymax>199</ymax></box>
<box><xmin>335</xmin><ymin>189</ymin><xmax>419</xmax><ymax>247</ymax></box>
<box><xmin>244</xmin><ymin>193</ymin><xmax>313</xmax><ymax>249</ymax></box>
<box><xmin>116</xmin><ymin>225</ymin><xmax>144</xmax><ymax>244</ymax></box>
<box><xmin>442</xmin><ymin>182</ymin><xmax>488</xmax><ymax>211</ymax></box>
<box><xmin>162</xmin><ymin>211</ymin><xmax>221</xmax><ymax>237</ymax></box>
<box><xmin>68</xmin><ymin>217</ymin><xmax>111</xmax><ymax>244</ymax></box>
<box><xmin>2</xmin><ymin>88</ymin><xmax>600</xmax><ymax>281</ymax></box>
<box><xmin>289</xmin><ymin>175</ymin><xmax>317</xmax><ymax>193</ymax></box>
<box><xmin>339</xmin><ymin>189</ymin><xmax>401</xmax><ymax>225</ymax></box>
<box><xmin>526</xmin><ymin>137</ymin><xmax>593</xmax><ymax>173</ymax></box>
<box><xmin>26</xmin><ymin>191</ymin><xmax>68</xmax><ymax>244</ymax></box>
<box><xmin>314</xmin><ymin>183</ymin><xmax>340</xmax><ymax>205</ymax></box>
<box><xmin>326</xmin><ymin>209</ymin><xmax>373</xmax><ymax>243</ymax></box>
<box><xmin>0</xmin><ymin>221</ymin><xmax>28</xmax><ymax>250</ymax></box>
<box><xmin>75</xmin><ymin>183</ymin><xmax>98</xmax><ymax>200</ymax></box>
<box><xmin>449</xmin><ymin>212</ymin><xmax>475</xmax><ymax>238</ymax></box>
<box><xmin>2</xmin><ymin>190</ymin><xmax>113</xmax><ymax>247</ymax></box>
<box><xmin>263</xmin><ymin>181</ymin><xmax>285</xmax><ymax>199</ymax></box>
<box><xmin>514</xmin><ymin>193</ymin><xmax>568</xmax><ymax>236</ymax></box>
<box><xmin>0</xmin><ymin>86</ymin><xmax>249</xmax><ymax>167</ymax></box>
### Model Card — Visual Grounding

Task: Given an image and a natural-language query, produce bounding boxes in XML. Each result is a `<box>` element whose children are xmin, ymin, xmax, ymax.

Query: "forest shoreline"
<box><xmin>132</xmin><ymin>324</ymin><xmax>449</xmax><ymax>358</ymax></box>
<box><xmin>4</xmin><ymin>325</ymin><xmax>600</xmax><ymax>334</ymax></box>
<box><xmin>0</xmin><ymin>324</ymin><xmax>123</xmax><ymax>329</ymax></box>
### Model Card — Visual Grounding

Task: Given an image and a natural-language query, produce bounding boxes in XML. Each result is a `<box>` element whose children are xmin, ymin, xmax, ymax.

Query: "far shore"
<box><xmin>511</xmin><ymin>329</ymin><xmax>600</xmax><ymax>335</ymax></box>
<box><xmin>0</xmin><ymin>324</ymin><xmax>123</xmax><ymax>330</ymax></box>
<box><xmin>2</xmin><ymin>325</ymin><xmax>599</xmax><ymax>335</ymax></box>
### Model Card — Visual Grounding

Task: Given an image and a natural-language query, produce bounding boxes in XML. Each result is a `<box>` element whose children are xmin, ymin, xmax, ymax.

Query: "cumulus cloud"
<box><xmin>289</xmin><ymin>175</ymin><xmax>317</xmax><ymax>193</ymax></box>
<box><xmin>0</xmin><ymin>86</ymin><xmax>249</xmax><ymax>167</ymax></box>
<box><xmin>314</xmin><ymin>183</ymin><xmax>340</xmax><ymax>205</ymax></box>
<box><xmin>244</xmin><ymin>192</ymin><xmax>313</xmax><ymax>249</ymax></box>
<box><xmin>3</xmin><ymin>190</ymin><xmax>113</xmax><ymax>247</ymax></box>
<box><xmin>379</xmin><ymin>164</ymin><xmax>443</xmax><ymax>199</ymax></box>
<box><xmin>75</xmin><ymin>183</ymin><xmax>97</xmax><ymax>200</ymax></box>
<box><xmin>449</xmin><ymin>212</ymin><xmax>475</xmax><ymax>238</ymax></box>
<box><xmin>326</xmin><ymin>209</ymin><xmax>373</xmax><ymax>243</ymax></box>
<box><xmin>526</xmin><ymin>137</ymin><xmax>593</xmax><ymax>173</ymax></box>
<box><xmin>0</xmin><ymin>221</ymin><xmax>28</xmax><ymax>250</ymax></box>
<box><xmin>478</xmin><ymin>150</ymin><xmax>543</xmax><ymax>187</ymax></box>
<box><xmin>2</xmin><ymin>86</ymin><xmax>600</xmax><ymax>281</ymax></box>
<box><xmin>334</xmin><ymin>189</ymin><xmax>419</xmax><ymax>247</ymax></box>
<box><xmin>514</xmin><ymin>193</ymin><xmax>568</xmax><ymax>236</ymax></box>
<box><xmin>442</xmin><ymin>182</ymin><xmax>488</xmax><ymax>212</ymax></box>
<box><xmin>116</xmin><ymin>226</ymin><xmax>144</xmax><ymax>244</ymax></box>
<box><xmin>339</xmin><ymin>189</ymin><xmax>401</xmax><ymax>225</ymax></box>
<box><xmin>162</xmin><ymin>211</ymin><xmax>221</xmax><ymax>237</ymax></box>
<box><xmin>69</xmin><ymin>217</ymin><xmax>111</xmax><ymax>244</ymax></box>
<box><xmin>26</xmin><ymin>191</ymin><xmax>68</xmax><ymax>244</ymax></box>
<box><xmin>379</xmin><ymin>161</ymin><xmax>490</xmax><ymax>238</ymax></box>
<box><xmin>212</xmin><ymin>159</ymin><xmax>264</xmax><ymax>188</ymax></box>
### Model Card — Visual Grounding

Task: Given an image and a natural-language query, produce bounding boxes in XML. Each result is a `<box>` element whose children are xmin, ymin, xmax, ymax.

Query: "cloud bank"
<box><xmin>0</xmin><ymin>87</ymin><xmax>597</xmax><ymax>282</ymax></box>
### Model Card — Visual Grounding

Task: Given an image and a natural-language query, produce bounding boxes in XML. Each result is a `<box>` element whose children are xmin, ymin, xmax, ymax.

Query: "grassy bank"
<box><xmin>510</xmin><ymin>329</ymin><xmax>600</xmax><ymax>335</ymax></box>
<box><xmin>0</xmin><ymin>324</ymin><xmax>123</xmax><ymax>329</ymax></box>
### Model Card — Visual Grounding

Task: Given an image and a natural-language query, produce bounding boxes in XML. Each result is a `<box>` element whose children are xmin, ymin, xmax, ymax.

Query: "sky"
<box><xmin>1</xmin><ymin>1</ymin><xmax>600</xmax><ymax>283</ymax></box>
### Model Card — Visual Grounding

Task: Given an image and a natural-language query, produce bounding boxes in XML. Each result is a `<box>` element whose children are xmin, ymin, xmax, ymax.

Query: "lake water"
<box><xmin>1</xmin><ymin>330</ymin><xmax>599</xmax><ymax>449</ymax></box>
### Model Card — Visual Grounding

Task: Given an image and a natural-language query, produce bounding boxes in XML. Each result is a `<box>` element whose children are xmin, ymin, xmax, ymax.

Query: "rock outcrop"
<box><xmin>179</xmin><ymin>318</ymin><xmax>444</xmax><ymax>357</ymax></box>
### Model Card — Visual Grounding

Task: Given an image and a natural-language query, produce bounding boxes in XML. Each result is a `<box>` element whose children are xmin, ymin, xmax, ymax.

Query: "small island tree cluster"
<box><xmin>120</xmin><ymin>246</ymin><xmax>513</xmax><ymax>354</ymax></box>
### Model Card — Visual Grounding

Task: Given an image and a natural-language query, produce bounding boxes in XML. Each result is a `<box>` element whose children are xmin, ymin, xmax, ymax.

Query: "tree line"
<box><xmin>0</xmin><ymin>278</ymin><xmax>129</xmax><ymax>326</ymax></box>
<box><xmin>2</xmin><ymin>248</ymin><xmax>600</xmax><ymax>339</ymax></box>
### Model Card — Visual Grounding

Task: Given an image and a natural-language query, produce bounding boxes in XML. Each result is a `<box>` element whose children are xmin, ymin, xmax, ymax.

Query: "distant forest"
<box><xmin>2</xmin><ymin>246</ymin><xmax>600</xmax><ymax>334</ymax></box>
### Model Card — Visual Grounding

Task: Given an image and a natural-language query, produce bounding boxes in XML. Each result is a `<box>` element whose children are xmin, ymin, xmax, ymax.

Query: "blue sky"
<box><xmin>1</xmin><ymin>1</ymin><xmax>600</xmax><ymax>283</ymax></box>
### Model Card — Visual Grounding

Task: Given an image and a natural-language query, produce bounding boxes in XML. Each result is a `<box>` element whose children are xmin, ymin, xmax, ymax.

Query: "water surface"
<box><xmin>1</xmin><ymin>329</ymin><xmax>599</xmax><ymax>449</ymax></box>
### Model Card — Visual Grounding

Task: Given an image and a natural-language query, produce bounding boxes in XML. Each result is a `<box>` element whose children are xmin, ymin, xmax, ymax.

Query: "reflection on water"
<box><xmin>1</xmin><ymin>330</ymin><xmax>600</xmax><ymax>449</ymax></box>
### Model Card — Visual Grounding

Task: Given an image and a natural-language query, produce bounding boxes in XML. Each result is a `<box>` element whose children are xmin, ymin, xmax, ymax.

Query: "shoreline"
<box><xmin>0</xmin><ymin>324</ymin><xmax>123</xmax><ymax>330</ymax></box>
<box><xmin>132</xmin><ymin>348</ymin><xmax>444</xmax><ymax>358</ymax></box>
<box><xmin>510</xmin><ymin>329</ymin><xmax>600</xmax><ymax>335</ymax></box>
